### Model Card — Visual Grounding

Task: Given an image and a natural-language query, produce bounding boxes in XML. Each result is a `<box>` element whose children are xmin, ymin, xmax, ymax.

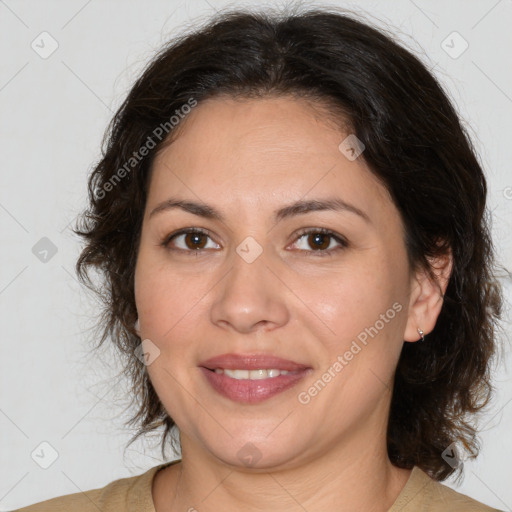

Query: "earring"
<box><xmin>417</xmin><ymin>327</ymin><xmax>425</xmax><ymax>342</ymax></box>
<box><xmin>134</xmin><ymin>318</ymin><xmax>140</xmax><ymax>335</ymax></box>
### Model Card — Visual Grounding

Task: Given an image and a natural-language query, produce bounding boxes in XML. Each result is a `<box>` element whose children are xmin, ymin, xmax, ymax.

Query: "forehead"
<box><xmin>154</xmin><ymin>95</ymin><xmax>350</xmax><ymax>171</ymax></box>
<box><xmin>148</xmin><ymin>96</ymin><xmax>395</xmax><ymax>223</ymax></box>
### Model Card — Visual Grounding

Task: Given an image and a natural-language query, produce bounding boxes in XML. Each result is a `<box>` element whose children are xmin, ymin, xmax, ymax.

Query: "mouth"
<box><xmin>210</xmin><ymin>368</ymin><xmax>299</xmax><ymax>379</ymax></box>
<box><xmin>199</xmin><ymin>353</ymin><xmax>312</xmax><ymax>404</ymax></box>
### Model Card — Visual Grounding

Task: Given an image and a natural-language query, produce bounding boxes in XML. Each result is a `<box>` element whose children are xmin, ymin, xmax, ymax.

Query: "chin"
<box><xmin>201</xmin><ymin>433</ymin><xmax>311</xmax><ymax>471</ymax></box>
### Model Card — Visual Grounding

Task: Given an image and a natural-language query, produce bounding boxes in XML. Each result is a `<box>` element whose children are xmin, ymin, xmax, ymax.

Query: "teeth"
<box><xmin>214</xmin><ymin>368</ymin><xmax>292</xmax><ymax>380</ymax></box>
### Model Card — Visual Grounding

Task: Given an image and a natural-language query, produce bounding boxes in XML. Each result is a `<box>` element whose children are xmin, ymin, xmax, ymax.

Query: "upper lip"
<box><xmin>199</xmin><ymin>353</ymin><xmax>311</xmax><ymax>371</ymax></box>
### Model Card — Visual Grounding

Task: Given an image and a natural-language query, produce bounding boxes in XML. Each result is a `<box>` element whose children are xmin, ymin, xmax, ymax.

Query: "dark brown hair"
<box><xmin>75</xmin><ymin>5</ymin><xmax>503</xmax><ymax>480</ymax></box>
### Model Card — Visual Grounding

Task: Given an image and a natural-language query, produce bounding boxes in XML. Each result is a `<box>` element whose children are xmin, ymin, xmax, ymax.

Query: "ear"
<box><xmin>404</xmin><ymin>249</ymin><xmax>453</xmax><ymax>343</ymax></box>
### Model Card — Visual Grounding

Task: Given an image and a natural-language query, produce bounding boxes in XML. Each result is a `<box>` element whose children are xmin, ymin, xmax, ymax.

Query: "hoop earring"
<box><xmin>417</xmin><ymin>327</ymin><xmax>425</xmax><ymax>342</ymax></box>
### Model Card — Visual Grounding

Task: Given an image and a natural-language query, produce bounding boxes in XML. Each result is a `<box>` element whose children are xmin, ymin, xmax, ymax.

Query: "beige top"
<box><xmin>14</xmin><ymin>461</ymin><xmax>503</xmax><ymax>511</ymax></box>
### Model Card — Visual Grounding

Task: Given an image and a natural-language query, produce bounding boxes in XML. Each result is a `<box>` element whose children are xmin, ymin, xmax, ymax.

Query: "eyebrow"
<box><xmin>149</xmin><ymin>196</ymin><xmax>371</xmax><ymax>224</ymax></box>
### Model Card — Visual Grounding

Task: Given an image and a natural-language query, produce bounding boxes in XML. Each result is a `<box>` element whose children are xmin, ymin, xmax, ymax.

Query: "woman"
<box><xmin>16</xmin><ymin>5</ymin><xmax>504</xmax><ymax>512</ymax></box>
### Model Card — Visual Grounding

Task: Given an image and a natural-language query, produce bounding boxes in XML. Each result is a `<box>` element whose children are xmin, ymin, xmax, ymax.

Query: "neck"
<box><xmin>155</xmin><ymin>421</ymin><xmax>411</xmax><ymax>512</ymax></box>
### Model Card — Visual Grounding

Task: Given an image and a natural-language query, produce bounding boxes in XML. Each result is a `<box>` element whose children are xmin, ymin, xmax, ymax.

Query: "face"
<box><xmin>134</xmin><ymin>96</ymin><xmax>418</xmax><ymax>470</ymax></box>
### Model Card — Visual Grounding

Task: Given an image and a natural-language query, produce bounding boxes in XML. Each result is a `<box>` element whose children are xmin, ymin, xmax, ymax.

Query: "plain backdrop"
<box><xmin>1</xmin><ymin>0</ymin><xmax>511</xmax><ymax>510</ymax></box>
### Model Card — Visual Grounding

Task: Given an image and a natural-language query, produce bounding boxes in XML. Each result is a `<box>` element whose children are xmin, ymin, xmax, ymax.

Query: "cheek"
<box><xmin>135</xmin><ymin>262</ymin><xmax>204</xmax><ymax>342</ymax></box>
<box><xmin>134</xmin><ymin>254</ymin><xmax>205</xmax><ymax>418</ymax></box>
<box><xmin>302</xmin><ymin>259</ymin><xmax>408</xmax><ymax>385</ymax></box>
<box><xmin>300</xmin><ymin>262</ymin><xmax>398</xmax><ymax>336</ymax></box>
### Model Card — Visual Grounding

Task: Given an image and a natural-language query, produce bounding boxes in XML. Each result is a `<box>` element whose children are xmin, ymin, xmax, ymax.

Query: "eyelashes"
<box><xmin>291</xmin><ymin>227</ymin><xmax>348</xmax><ymax>256</ymax></box>
<box><xmin>161</xmin><ymin>227</ymin><xmax>349</xmax><ymax>258</ymax></box>
<box><xmin>162</xmin><ymin>228</ymin><xmax>218</xmax><ymax>253</ymax></box>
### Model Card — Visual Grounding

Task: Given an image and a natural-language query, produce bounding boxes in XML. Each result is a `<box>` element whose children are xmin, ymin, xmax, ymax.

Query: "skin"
<box><xmin>134</xmin><ymin>96</ymin><xmax>451</xmax><ymax>512</ymax></box>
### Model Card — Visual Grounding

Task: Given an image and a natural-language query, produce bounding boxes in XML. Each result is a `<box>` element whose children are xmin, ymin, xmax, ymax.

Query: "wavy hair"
<box><xmin>75</xmin><ymin>5</ymin><xmax>503</xmax><ymax>480</ymax></box>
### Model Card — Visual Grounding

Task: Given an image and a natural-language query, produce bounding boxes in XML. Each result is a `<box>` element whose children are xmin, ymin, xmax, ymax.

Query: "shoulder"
<box><xmin>390</xmin><ymin>466</ymin><xmax>504</xmax><ymax>512</ymax></box>
<box><xmin>13</xmin><ymin>464</ymin><xmax>169</xmax><ymax>512</ymax></box>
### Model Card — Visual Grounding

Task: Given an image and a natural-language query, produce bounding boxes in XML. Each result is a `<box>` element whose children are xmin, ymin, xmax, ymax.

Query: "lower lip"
<box><xmin>199</xmin><ymin>367</ymin><xmax>311</xmax><ymax>404</ymax></box>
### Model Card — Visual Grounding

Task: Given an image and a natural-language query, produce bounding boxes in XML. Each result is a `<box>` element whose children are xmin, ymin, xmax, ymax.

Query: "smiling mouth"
<box><xmin>198</xmin><ymin>353</ymin><xmax>312</xmax><ymax>403</ymax></box>
<box><xmin>210</xmin><ymin>368</ymin><xmax>300</xmax><ymax>379</ymax></box>
<box><xmin>200</xmin><ymin>366</ymin><xmax>311</xmax><ymax>403</ymax></box>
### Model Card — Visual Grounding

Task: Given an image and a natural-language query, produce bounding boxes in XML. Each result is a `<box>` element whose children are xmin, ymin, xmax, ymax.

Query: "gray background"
<box><xmin>1</xmin><ymin>0</ymin><xmax>511</xmax><ymax>509</ymax></box>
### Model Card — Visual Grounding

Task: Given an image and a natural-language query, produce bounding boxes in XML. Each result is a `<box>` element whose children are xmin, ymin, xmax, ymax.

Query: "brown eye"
<box><xmin>163</xmin><ymin>229</ymin><xmax>219</xmax><ymax>253</ymax></box>
<box><xmin>307</xmin><ymin>233</ymin><xmax>331</xmax><ymax>250</ymax></box>
<box><xmin>292</xmin><ymin>228</ymin><xmax>348</xmax><ymax>256</ymax></box>
<box><xmin>183</xmin><ymin>232</ymin><xmax>208</xmax><ymax>250</ymax></box>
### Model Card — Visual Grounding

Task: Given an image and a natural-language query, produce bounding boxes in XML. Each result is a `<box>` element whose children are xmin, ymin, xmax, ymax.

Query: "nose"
<box><xmin>209</xmin><ymin>248</ymin><xmax>290</xmax><ymax>334</ymax></box>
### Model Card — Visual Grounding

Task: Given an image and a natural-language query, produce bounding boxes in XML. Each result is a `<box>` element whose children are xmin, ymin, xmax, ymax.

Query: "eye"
<box><xmin>162</xmin><ymin>228</ymin><xmax>219</xmax><ymax>254</ymax></box>
<box><xmin>161</xmin><ymin>227</ymin><xmax>348</xmax><ymax>257</ymax></box>
<box><xmin>290</xmin><ymin>228</ymin><xmax>348</xmax><ymax>256</ymax></box>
